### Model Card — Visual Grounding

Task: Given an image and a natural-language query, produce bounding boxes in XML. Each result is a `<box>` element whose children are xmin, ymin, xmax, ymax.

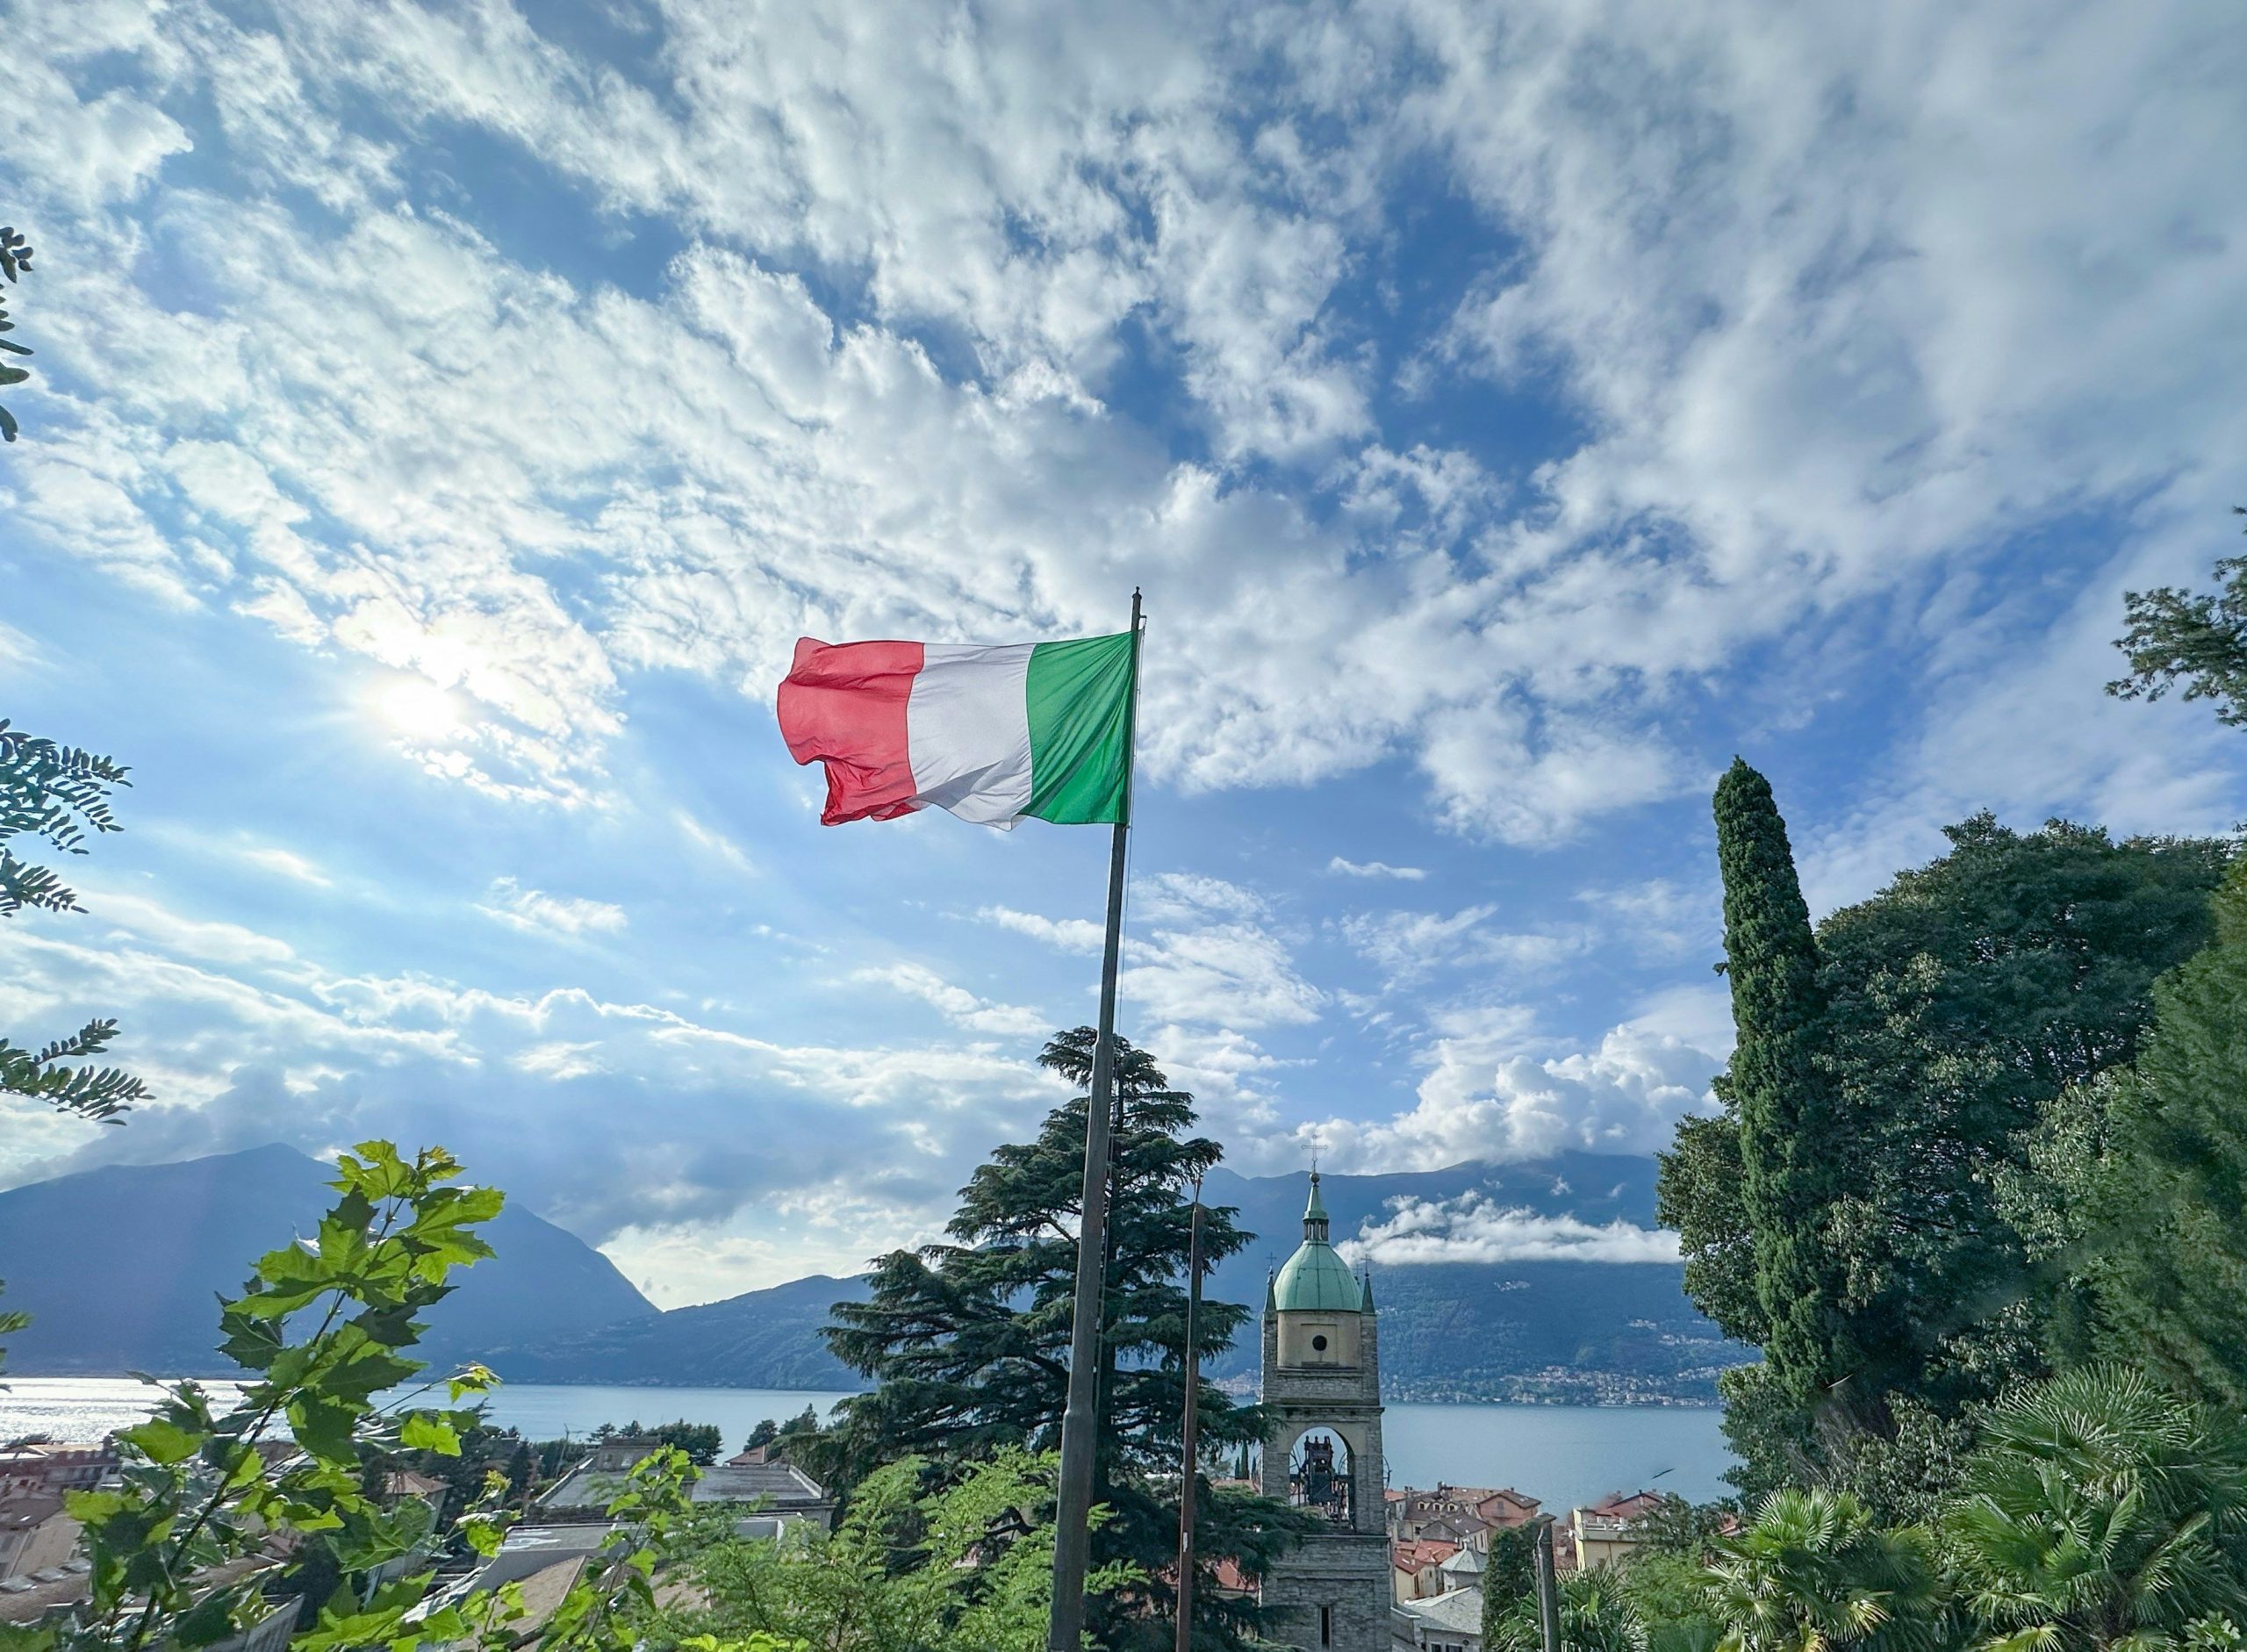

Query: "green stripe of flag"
<box><xmin>1023</xmin><ymin>632</ymin><xmax>1136</xmax><ymax>824</ymax></box>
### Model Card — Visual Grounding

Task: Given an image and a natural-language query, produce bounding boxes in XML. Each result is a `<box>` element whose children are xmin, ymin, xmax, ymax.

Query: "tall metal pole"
<box><xmin>1532</xmin><ymin>1514</ymin><xmax>1561</xmax><ymax>1652</ymax></box>
<box><xmin>1174</xmin><ymin>1181</ymin><xmax>1206</xmax><ymax>1652</ymax></box>
<box><xmin>1048</xmin><ymin>588</ymin><xmax>1144</xmax><ymax>1652</ymax></box>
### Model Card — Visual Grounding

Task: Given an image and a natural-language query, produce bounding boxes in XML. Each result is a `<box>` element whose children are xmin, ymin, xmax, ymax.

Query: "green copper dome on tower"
<box><xmin>1272</xmin><ymin>1171</ymin><xmax>1364</xmax><ymax>1312</ymax></box>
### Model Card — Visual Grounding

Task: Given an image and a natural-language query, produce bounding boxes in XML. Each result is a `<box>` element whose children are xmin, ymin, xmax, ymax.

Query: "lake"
<box><xmin>0</xmin><ymin>1378</ymin><xmax>1736</xmax><ymax>1515</ymax></box>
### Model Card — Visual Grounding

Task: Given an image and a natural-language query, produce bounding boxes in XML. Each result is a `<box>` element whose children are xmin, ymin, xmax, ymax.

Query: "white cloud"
<box><xmin>1301</xmin><ymin>1016</ymin><xmax>1721</xmax><ymax>1173</ymax></box>
<box><xmin>1339</xmin><ymin>1192</ymin><xmax>1680</xmax><ymax>1267</ymax></box>
<box><xmin>477</xmin><ymin>878</ymin><xmax>628</xmax><ymax>937</ymax></box>
<box><xmin>854</xmin><ymin>962</ymin><xmax>1049</xmax><ymax>1039</ymax></box>
<box><xmin>1339</xmin><ymin>904</ymin><xmax>1582</xmax><ymax>989</ymax></box>
<box><xmin>977</xmin><ymin>906</ymin><xmax>1105</xmax><ymax>953</ymax></box>
<box><xmin>241</xmin><ymin>845</ymin><xmax>332</xmax><ymax>887</ymax></box>
<box><xmin>672</xmin><ymin>811</ymin><xmax>757</xmax><ymax>877</ymax></box>
<box><xmin>982</xmin><ymin>876</ymin><xmax>1324</xmax><ymax>1033</ymax></box>
<box><xmin>1327</xmin><ymin>857</ymin><xmax>1428</xmax><ymax>881</ymax></box>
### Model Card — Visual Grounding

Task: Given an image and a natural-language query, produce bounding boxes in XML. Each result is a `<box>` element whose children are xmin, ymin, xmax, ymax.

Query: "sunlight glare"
<box><xmin>372</xmin><ymin>676</ymin><xmax>466</xmax><ymax>736</ymax></box>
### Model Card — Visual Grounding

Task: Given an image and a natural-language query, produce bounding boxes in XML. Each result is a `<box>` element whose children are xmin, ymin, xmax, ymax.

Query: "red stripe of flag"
<box><xmin>777</xmin><ymin>637</ymin><xmax>924</xmax><ymax>825</ymax></box>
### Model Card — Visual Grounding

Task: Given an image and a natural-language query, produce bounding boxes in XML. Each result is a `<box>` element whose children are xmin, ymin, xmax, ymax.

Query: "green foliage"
<box><xmin>1634</xmin><ymin>1495</ymin><xmax>1746</xmax><ymax>1562</ymax></box>
<box><xmin>1669</xmin><ymin>805</ymin><xmax>2229</xmax><ymax>1510</ymax></box>
<box><xmin>1703</xmin><ymin>760</ymin><xmax>1849</xmax><ymax>1417</ymax></box>
<box><xmin>0</xmin><ymin>226</ymin><xmax>32</xmax><ymax>442</ymax></box>
<box><xmin>1626</xmin><ymin>1553</ymin><xmax>1726</xmax><ymax>1652</ymax></box>
<box><xmin>1660</xmin><ymin>1098</ymin><xmax>1762</xmax><ymax>1348</ymax></box>
<box><xmin>1939</xmin><ymin>1365</ymin><xmax>2247</xmax><ymax>1652</ymax></box>
<box><xmin>3</xmin><ymin>1143</ymin><xmax>504</xmax><ymax>1652</ymax></box>
<box><xmin>1814</xmin><ymin>815</ymin><xmax>2227</xmax><ymax>1421</ymax></box>
<box><xmin>743</xmin><ymin>1417</ymin><xmax>781</xmax><ymax>1453</ymax></box>
<box><xmin>2014</xmin><ymin>860</ymin><xmax>2247</xmax><ymax>1409</ymax></box>
<box><xmin>1489</xmin><ymin>1565</ymin><xmax>1651</xmax><ymax>1652</ymax></box>
<box><xmin>1702</xmin><ymin>1488</ymin><xmax>1945</xmax><ymax>1652</ymax></box>
<box><xmin>2108</xmin><ymin>509</ymin><xmax>2247</xmax><ymax>727</ymax></box>
<box><xmin>1</xmin><ymin>720</ymin><xmax>146</xmax><ymax>1123</ymax></box>
<box><xmin>673</xmin><ymin>1448</ymin><xmax>1136</xmax><ymax>1652</ymax></box>
<box><xmin>1483</xmin><ymin>1522</ymin><xmax>1540</xmax><ymax>1643</ymax></box>
<box><xmin>823</xmin><ymin>1028</ymin><xmax>1315</xmax><ymax>1652</ymax></box>
<box><xmin>595</xmin><ymin>1419</ymin><xmax>726</xmax><ymax>1465</ymax></box>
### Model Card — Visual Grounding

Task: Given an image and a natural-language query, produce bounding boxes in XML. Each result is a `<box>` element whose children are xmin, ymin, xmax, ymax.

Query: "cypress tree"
<box><xmin>1712</xmin><ymin>758</ymin><xmax>1843</xmax><ymax>1408</ymax></box>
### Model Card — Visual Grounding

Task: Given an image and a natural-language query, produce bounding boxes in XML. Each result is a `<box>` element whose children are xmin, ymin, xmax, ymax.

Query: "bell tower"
<box><xmin>1260</xmin><ymin>1170</ymin><xmax>1387</xmax><ymax>1652</ymax></box>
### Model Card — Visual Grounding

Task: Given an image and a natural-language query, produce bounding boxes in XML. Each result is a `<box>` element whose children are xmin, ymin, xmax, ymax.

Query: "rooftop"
<box><xmin>1396</xmin><ymin>1584</ymin><xmax>1484</xmax><ymax>1637</ymax></box>
<box><xmin>540</xmin><ymin>1457</ymin><xmax>829</xmax><ymax>1513</ymax></box>
<box><xmin>1272</xmin><ymin>1171</ymin><xmax>1365</xmax><ymax>1314</ymax></box>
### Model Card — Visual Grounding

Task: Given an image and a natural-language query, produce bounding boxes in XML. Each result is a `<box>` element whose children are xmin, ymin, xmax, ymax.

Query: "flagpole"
<box><xmin>1049</xmin><ymin>586</ymin><xmax>1143</xmax><ymax>1652</ymax></box>
<box><xmin>1174</xmin><ymin>1178</ymin><xmax>1206</xmax><ymax>1652</ymax></box>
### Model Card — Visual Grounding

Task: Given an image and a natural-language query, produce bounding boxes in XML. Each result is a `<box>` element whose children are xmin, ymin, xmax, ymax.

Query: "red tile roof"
<box><xmin>1392</xmin><ymin>1539</ymin><xmax>1461</xmax><ymax>1574</ymax></box>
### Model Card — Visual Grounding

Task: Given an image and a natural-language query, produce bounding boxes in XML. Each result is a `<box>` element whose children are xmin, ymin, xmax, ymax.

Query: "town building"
<box><xmin>0</xmin><ymin>1443</ymin><xmax>118</xmax><ymax>1501</ymax></box>
<box><xmin>0</xmin><ymin>1493</ymin><xmax>81</xmax><ymax>1584</ymax></box>
<box><xmin>1259</xmin><ymin>1171</ymin><xmax>1388</xmax><ymax>1652</ymax></box>
<box><xmin>1389</xmin><ymin>1484</ymin><xmax>1540</xmax><ymax>1551</ymax></box>
<box><xmin>1435</xmin><ymin>1545</ymin><xmax>1485</xmax><ymax>1592</ymax></box>
<box><xmin>537</xmin><ymin>1435</ymin><xmax>835</xmax><ymax>1534</ymax></box>
<box><xmin>1389</xmin><ymin>1539</ymin><xmax>1457</xmax><ymax>1604</ymax></box>
<box><xmin>1569</xmin><ymin>1490</ymin><xmax>1666</xmax><ymax>1570</ymax></box>
<box><xmin>1390</xmin><ymin>1583</ymin><xmax>1484</xmax><ymax>1652</ymax></box>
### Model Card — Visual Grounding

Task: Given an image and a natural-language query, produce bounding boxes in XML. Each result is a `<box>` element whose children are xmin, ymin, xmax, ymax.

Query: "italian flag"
<box><xmin>778</xmin><ymin>633</ymin><xmax>1136</xmax><ymax>829</ymax></box>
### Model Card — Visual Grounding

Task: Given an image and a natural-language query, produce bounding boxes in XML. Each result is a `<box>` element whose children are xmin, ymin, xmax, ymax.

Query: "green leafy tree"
<box><xmin>1489</xmin><ymin>1566</ymin><xmax>1650</xmax><ymax>1652</ymax></box>
<box><xmin>653</xmin><ymin>1419</ymin><xmax>724</xmax><ymax>1465</ymax></box>
<box><xmin>1</xmin><ymin>720</ymin><xmax>147</xmax><ymax>1122</ymax></box>
<box><xmin>2014</xmin><ymin>859</ymin><xmax>2247</xmax><ymax>1408</ymax></box>
<box><xmin>601</xmin><ymin>1418</ymin><xmax>727</xmax><ymax>1464</ymax></box>
<box><xmin>823</xmin><ymin>1028</ymin><xmax>1315</xmax><ymax>1652</ymax></box>
<box><xmin>1634</xmin><ymin>1495</ymin><xmax>1744</xmax><ymax>1562</ymax></box>
<box><xmin>743</xmin><ymin>1418</ymin><xmax>780</xmax><ymax>1454</ymax></box>
<box><xmin>1666</xmin><ymin>810</ymin><xmax>2228</xmax><ymax>1507</ymax></box>
<box><xmin>0</xmin><ymin>226</ymin><xmax>32</xmax><ymax>442</ymax></box>
<box><xmin>1482</xmin><ymin>1522</ymin><xmax>1540</xmax><ymax>1646</ymax></box>
<box><xmin>1814</xmin><ymin>817</ymin><xmax>2225</xmax><ymax>1409</ymax></box>
<box><xmin>672</xmin><ymin>1447</ymin><xmax>1136</xmax><ymax>1652</ymax></box>
<box><xmin>2108</xmin><ymin>509</ymin><xmax>2247</xmax><ymax>726</ymax></box>
<box><xmin>1702</xmin><ymin>1488</ymin><xmax>1944</xmax><ymax>1652</ymax></box>
<box><xmin>17</xmin><ymin>1143</ymin><xmax>505</xmax><ymax>1652</ymax></box>
<box><xmin>1626</xmin><ymin>1553</ymin><xmax>1726</xmax><ymax>1652</ymax></box>
<box><xmin>1940</xmin><ymin>1366</ymin><xmax>2247</xmax><ymax>1652</ymax></box>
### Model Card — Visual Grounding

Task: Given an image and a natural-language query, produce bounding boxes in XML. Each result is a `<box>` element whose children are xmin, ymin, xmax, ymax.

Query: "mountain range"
<box><xmin>0</xmin><ymin>1146</ymin><xmax>1747</xmax><ymax>1401</ymax></box>
<box><xmin>0</xmin><ymin>1144</ymin><xmax>657</xmax><ymax>1373</ymax></box>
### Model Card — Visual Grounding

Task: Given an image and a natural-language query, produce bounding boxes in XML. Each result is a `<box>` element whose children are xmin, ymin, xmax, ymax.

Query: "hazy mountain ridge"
<box><xmin>3</xmin><ymin>1148</ymin><xmax>1746</xmax><ymax>1401</ymax></box>
<box><xmin>0</xmin><ymin>1144</ymin><xmax>657</xmax><ymax>1375</ymax></box>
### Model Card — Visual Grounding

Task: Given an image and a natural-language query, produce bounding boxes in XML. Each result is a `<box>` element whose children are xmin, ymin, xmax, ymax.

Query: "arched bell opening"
<box><xmin>1289</xmin><ymin>1426</ymin><xmax>1354</xmax><ymax>1525</ymax></box>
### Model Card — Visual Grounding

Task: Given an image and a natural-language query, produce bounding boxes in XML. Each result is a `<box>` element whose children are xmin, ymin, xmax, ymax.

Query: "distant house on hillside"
<box><xmin>539</xmin><ymin>1434</ymin><xmax>833</xmax><ymax>1533</ymax></box>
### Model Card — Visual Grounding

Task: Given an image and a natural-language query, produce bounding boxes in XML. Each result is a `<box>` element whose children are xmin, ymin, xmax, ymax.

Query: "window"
<box><xmin>1320</xmin><ymin>1605</ymin><xmax>1332</xmax><ymax>1647</ymax></box>
<box><xmin>1311</xmin><ymin>1334</ymin><xmax>1329</xmax><ymax>1352</ymax></box>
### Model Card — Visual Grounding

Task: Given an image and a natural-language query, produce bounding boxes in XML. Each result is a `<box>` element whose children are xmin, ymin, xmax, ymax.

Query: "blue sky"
<box><xmin>4</xmin><ymin>0</ymin><xmax>2245</xmax><ymax>1305</ymax></box>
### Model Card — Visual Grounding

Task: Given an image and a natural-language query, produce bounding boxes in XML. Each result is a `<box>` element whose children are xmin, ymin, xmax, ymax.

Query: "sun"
<box><xmin>372</xmin><ymin>676</ymin><xmax>467</xmax><ymax>736</ymax></box>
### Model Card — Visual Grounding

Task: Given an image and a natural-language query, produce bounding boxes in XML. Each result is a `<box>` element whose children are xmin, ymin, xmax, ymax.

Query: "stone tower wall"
<box><xmin>1260</xmin><ymin>1297</ymin><xmax>1389</xmax><ymax>1652</ymax></box>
